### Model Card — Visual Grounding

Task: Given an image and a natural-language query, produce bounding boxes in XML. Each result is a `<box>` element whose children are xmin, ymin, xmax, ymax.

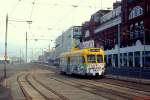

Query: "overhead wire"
<box><xmin>29</xmin><ymin>0</ymin><xmax>36</xmax><ymax>20</ymax></box>
<box><xmin>9</xmin><ymin>0</ymin><xmax>22</xmax><ymax>16</ymax></box>
<box><xmin>19</xmin><ymin>0</ymin><xmax>94</xmax><ymax>8</ymax></box>
<box><xmin>48</xmin><ymin>0</ymin><xmax>83</xmax><ymax>32</ymax></box>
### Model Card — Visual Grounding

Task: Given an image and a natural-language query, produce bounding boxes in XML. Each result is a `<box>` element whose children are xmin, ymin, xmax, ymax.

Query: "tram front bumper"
<box><xmin>87</xmin><ymin>69</ymin><xmax>105</xmax><ymax>76</ymax></box>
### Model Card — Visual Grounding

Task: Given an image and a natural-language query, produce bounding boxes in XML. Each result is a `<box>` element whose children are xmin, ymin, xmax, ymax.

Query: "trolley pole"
<box><xmin>4</xmin><ymin>14</ymin><xmax>8</xmax><ymax>78</ymax></box>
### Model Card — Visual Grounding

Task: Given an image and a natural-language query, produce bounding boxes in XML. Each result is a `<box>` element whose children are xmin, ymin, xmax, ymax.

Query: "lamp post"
<box><xmin>118</xmin><ymin>24</ymin><xmax>120</xmax><ymax>68</ymax></box>
<box><xmin>25</xmin><ymin>21</ymin><xmax>32</xmax><ymax>63</ymax></box>
<box><xmin>4</xmin><ymin>14</ymin><xmax>8</xmax><ymax>78</ymax></box>
<box><xmin>4</xmin><ymin>14</ymin><xmax>32</xmax><ymax>78</ymax></box>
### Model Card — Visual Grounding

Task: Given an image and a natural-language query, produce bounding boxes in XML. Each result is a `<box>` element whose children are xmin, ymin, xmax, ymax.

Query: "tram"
<box><xmin>59</xmin><ymin>48</ymin><xmax>105</xmax><ymax>76</ymax></box>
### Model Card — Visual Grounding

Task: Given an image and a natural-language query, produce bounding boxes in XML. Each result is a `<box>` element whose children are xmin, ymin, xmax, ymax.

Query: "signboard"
<box><xmin>73</xmin><ymin>26</ymin><xmax>81</xmax><ymax>38</ymax></box>
<box><xmin>79</xmin><ymin>40</ymin><xmax>94</xmax><ymax>49</ymax></box>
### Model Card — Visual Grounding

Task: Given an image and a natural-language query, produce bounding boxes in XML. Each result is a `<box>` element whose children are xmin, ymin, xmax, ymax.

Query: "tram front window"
<box><xmin>97</xmin><ymin>55</ymin><xmax>103</xmax><ymax>63</ymax></box>
<box><xmin>87</xmin><ymin>55</ymin><xmax>96</xmax><ymax>63</ymax></box>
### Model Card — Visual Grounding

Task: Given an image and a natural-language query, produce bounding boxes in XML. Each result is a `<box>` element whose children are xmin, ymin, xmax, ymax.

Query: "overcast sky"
<box><xmin>0</xmin><ymin>0</ymin><xmax>118</xmax><ymax>60</ymax></box>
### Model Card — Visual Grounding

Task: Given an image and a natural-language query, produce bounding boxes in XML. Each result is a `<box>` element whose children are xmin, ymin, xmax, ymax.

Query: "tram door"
<box><xmin>67</xmin><ymin>57</ymin><xmax>71</xmax><ymax>74</ymax></box>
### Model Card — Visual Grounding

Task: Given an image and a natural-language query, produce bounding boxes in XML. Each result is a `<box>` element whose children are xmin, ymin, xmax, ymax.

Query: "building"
<box><xmin>54</xmin><ymin>26</ymin><xmax>81</xmax><ymax>59</ymax></box>
<box><xmin>81</xmin><ymin>0</ymin><xmax>150</xmax><ymax>79</ymax></box>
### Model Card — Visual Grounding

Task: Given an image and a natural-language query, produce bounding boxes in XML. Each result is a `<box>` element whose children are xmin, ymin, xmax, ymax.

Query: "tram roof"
<box><xmin>60</xmin><ymin>48</ymin><xmax>104</xmax><ymax>57</ymax></box>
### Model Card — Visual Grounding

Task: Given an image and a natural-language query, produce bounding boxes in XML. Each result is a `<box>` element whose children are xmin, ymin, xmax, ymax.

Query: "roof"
<box><xmin>60</xmin><ymin>48</ymin><xmax>104</xmax><ymax>57</ymax></box>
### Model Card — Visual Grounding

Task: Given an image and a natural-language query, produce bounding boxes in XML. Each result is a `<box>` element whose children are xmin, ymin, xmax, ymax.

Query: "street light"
<box><xmin>4</xmin><ymin>14</ymin><xmax>32</xmax><ymax>78</ymax></box>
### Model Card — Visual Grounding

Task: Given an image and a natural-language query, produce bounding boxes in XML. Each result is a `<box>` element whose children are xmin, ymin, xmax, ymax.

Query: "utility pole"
<box><xmin>31</xmin><ymin>48</ymin><xmax>34</xmax><ymax>61</ymax></box>
<box><xmin>118</xmin><ymin>24</ymin><xmax>120</xmax><ymax>68</ymax></box>
<box><xmin>26</xmin><ymin>32</ymin><xmax>27</xmax><ymax>63</ymax></box>
<box><xmin>49</xmin><ymin>44</ymin><xmax>50</xmax><ymax>52</ymax></box>
<box><xmin>143</xmin><ymin>26</ymin><xmax>146</xmax><ymax>67</ymax></box>
<box><xmin>4</xmin><ymin>14</ymin><xmax>8</xmax><ymax>78</ymax></box>
<box><xmin>20</xmin><ymin>48</ymin><xmax>22</xmax><ymax>64</ymax></box>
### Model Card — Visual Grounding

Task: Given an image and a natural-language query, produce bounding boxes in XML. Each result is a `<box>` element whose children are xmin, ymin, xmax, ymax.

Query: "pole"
<box><xmin>26</xmin><ymin>32</ymin><xmax>27</xmax><ymax>63</ymax></box>
<box><xmin>4</xmin><ymin>14</ymin><xmax>8</xmax><ymax>78</ymax></box>
<box><xmin>143</xmin><ymin>26</ymin><xmax>146</xmax><ymax>67</ymax></box>
<box><xmin>32</xmin><ymin>48</ymin><xmax>33</xmax><ymax>61</ymax></box>
<box><xmin>20</xmin><ymin>48</ymin><xmax>21</xmax><ymax>64</ymax></box>
<box><xmin>118</xmin><ymin>24</ymin><xmax>120</xmax><ymax>68</ymax></box>
<box><xmin>49</xmin><ymin>44</ymin><xmax>50</xmax><ymax>52</ymax></box>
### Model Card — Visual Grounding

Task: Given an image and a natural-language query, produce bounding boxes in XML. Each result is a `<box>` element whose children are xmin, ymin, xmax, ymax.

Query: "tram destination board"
<box><xmin>90</xmin><ymin>49</ymin><xmax>100</xmax><ymax>52</ymax></box>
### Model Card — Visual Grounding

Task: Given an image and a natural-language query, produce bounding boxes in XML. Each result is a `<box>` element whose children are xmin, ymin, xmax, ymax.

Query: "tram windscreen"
<box><xmin>87</xmin><ymin>55</ymin><xmax>96</xmax><ymax>63</ymax></box>
<box><xmin>97</xmin><ymin>55</ymin><xmax>103</xmax><ymax>63</ymax></box>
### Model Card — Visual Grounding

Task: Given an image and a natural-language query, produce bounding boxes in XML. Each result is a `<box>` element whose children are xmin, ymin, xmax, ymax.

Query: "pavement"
<box><xmin>106</xmin><ymin>75</ymin><xmax>150</xmax><ymax>85</ymax></box>
<box><xmin>0</xmin><ymin>64</ymin><xmax>30</xmax><ymax>100</ymax></box>
<box><xmin>0</xmin><ymin>82</ymin><xmax>12</xmax><ymax>100</ymax></box>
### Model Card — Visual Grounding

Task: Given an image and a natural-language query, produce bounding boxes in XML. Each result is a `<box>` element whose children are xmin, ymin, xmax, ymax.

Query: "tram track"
<box><xmin>48</xmin><ymin>73</ymin><xmax>150</xmax><ymax>100</ymax></box>
<box><xmin>17</xmin><ymin>73</ymin><xmax>32</xmax><ymax>100</ymax></box>
<box><xmin>32</xmin><ymin>74</ymin><xmax>70</xmax><ymax>100</ymax></box>
<box><xmin>25</xmin><ymin>74</ymin><xmax>51</xmax><ymax>100</ymax></box>
<box><xmin>96</xmin><ymin>78</ymin><xmax>150</xmax><ymax>93</ymax></box>
<box><xmin>89</xmin><ymin>79</ymin><xmax>150</xmax><ymax>97</ymax></box>
<box><xmin>17</xmin><ymin>72</ymin><xmax>70</xmax><ymax>100</ymax></box>
<box><xmin>44</xmin><ymin>74</ymin><xmax>130</xmax><ymax>100</ymax></box>
<box><xmin>36</xmin><ymin>66</ymin><xmax>150</xmax><ymax>100</ymax></box>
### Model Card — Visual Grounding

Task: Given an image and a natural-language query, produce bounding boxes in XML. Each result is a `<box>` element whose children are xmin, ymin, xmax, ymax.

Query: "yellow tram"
<box><xmin>59</xmin><ymin>48</ymin><xmax>105</xmax><ymax>76</ymax></box>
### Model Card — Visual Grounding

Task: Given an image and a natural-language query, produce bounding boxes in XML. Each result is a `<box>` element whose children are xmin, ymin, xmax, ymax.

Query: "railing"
<box><xmin>106</xmin><ymin>66</ymin><xmax>150</xmax><ymax>79</ymax></box>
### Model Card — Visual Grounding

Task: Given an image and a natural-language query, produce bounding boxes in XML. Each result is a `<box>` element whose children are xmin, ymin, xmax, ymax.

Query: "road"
<box><xmin>0</xmin><ymin>63</ymin><xmax>150</xmax><ymax>100</ymax></box>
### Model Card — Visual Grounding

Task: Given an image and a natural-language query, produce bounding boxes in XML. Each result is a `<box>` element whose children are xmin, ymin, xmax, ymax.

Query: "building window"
<box><xmin>147</xmin><ymin>4</ymin><xmax>149</xmax><ymax>13</ymax></box>
<box><xmin>139</xmin><ymin>21</ymin><xmax>144</xmax><ymax>38</ymax></box>
<box><xmin>128</xmin><ymin>0</ymin><xmax>134</xmax><ymax>3</ymax></box>
<box><xmin>129</xmin><ymin>6</ymin><xmax>143</xmax><ymax>20</ymax></box>
<box><xmin>85</xmin><ymin>30</ymin><xmax>90</xmax><ymax>38</ymax></box>
<box><xmin>130</xmin><ymin>24</ymin><xmax>134</xmax><ymax>39</ymax></box>
<box><xmin>135</xmin><ymin>23</ymin><xmax>139</xmax><ymax>38</ymax></box>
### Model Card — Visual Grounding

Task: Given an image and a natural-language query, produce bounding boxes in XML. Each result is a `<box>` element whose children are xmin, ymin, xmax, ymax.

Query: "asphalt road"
<box><xmin>0</xmin><ymin>63</ymin><xmax>150</xmax><ymax>100</ymax></box>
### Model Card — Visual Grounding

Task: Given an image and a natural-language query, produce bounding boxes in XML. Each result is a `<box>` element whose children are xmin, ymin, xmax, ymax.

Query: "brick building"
<box><xmin>81</xmin><ymin>0</ymin><xmax>150</xmax><ymax>79</ymax></box>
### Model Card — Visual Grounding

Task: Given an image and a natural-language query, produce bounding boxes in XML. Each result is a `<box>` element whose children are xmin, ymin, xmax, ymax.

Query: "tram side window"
<box><xmin>60</xmin><ymin>58</ymin><xmax>62</xmax><ymax>66</ymax></box>
<box><xmin>70</xmin><ymin>56</ymin><xmax>73</xmax><ymax>66</ymax></box>
<box><xmin>72</xmin><ymin>56</ymin><xmax>76</xmax><ymax>65</ymax></box>
<box><xmin>78</xmin><ymin>56</ymin><xmax>85</xmax><ymax>64</ymax></box>
<box><xmin>64</xmin><ymin>57</ymin><xmax>67</xmax><ymax>66</ymax></box>
<box><xmin>73</xmin><ymin>56</ymin><xmax>77</xmax><ymax>64</ymax></box>
<box><xmin>87</xmin><ymin>55</ymin><xmax>96</xmax><ymax>63</ymax></box>
<box><xmin>67</xmin><ymin>57</ymin><xmax>71</xmax><ymax>65</ymax></box>
<box><xmin>62</xmin><ymin>57</ymin><xmax>66</xmax><ymax>66</ymax></box>
<box><xmin>78</xmin><ymin>56</ymin><xmax>82</xmax><ymax>64</ymax></box>
<box><xmin>82</xmin><ymin>56</ymin><xmax>85</xmax><ymax>63</ymax></box>
<box><xmin>97</xmin><ymin>55</ymin><xmax>103</xmax><ymax>63</ymax></box>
